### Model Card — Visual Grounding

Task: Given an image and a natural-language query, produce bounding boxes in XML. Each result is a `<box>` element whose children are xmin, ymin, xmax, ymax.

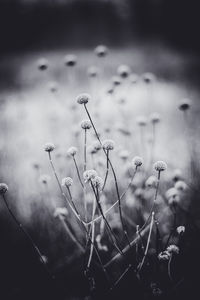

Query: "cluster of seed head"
<box><xmin>167</xmin><ymin>244</ymin><xmax>180</xmax><ymax>254</ymax></box>
<box><xmin>67</xmin><ymin>146</ymin><xmax>78</xmax><ymax>157</ymax></box>
<box><xmin>154</xmin><ymin>161</ymin><xmax>167</xmax><ymax>172</ymax></box>
<box><xmin>177</xmin><ymin>226</ymin><xmax>185</xmax><ymax>235</ymax></box>
<box><xmin>87</xmin><ymin>66</ymin><xmax>99</xmax><ymax>77</ymax></box>
<box><xmin>145</xmin><ymin>175</ymin><xmax>157</xmax><ymax>188</ymax></box>
<box><xmin>91</xmin><ymin>176</ymin><xmax>104</xmax><ymax>191</ymax></box>
<box><xmin>44</xmin><ymin>143</ymin><xmax>55</xmax><ymax>152</ymax></box>
<box><xmin>132</xmin><ymin>156</ymin><xmax>143</xmax><ymax>167</ymax></box>
<box><xmin>102</xmin><ymin>139</ymin><xmax>115</xmax><ymax>151</ymax></box>
<box><xmin>94</xmin><ymin>45</ymin><xmax>108</xmax><ymax>57</ymax></box>
<box><xmin>62</xmin><ymin>177</ymin><xmax>73</xmax><ymax>187</ymax></box>
<box><xmin>83</xmin><ymin>169</ymin><xmax>98</xmax><ymax>183</ymax></box>
<box><xmin>76</xmin><ymin>93</ymin><xmax>91</xmax><ymax>104</ymax></box>
<box><xmin>37</xmin><ymin>57</ymin><xmax>49</xmax><ymax>71</ymax></box>
<box><xmin>64</xmin><ymin>54</ymin><xmax>77</xmax><ymax>67</ymax></box>
<box><xmin>81</xmin><ymin>119</ymin><xmax>92</xmax><ymax>130</ymax></box>
<box><xmin>117</xmin><ymin>64</ymin><xmax>131</xmax><ymax>78</ymax></box>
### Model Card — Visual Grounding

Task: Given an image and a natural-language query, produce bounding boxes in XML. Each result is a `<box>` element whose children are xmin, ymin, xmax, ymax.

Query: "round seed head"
<box><xmin>117</xmin><ymin>64</ymin><xmax>131</xmax><ymax>78</ymax></box>
<box><xmin>145</xmin><ymin>175</ymin><xmax>157</xmax><ymax>188</ymax></box>
<box><xmin>158</xmin><ymin>251</ymin><xmax>171</xmax><ymax>261</ymax></box>
<box><xmin>142</xmin><ymin>72</ymin><xmax>156</xmax><ymax>83</ymax></box>
<box><xmin>81</xmin><ymin>119</ymin><xmax>92</xmax><ymax>130</ymax></box>
<box><xmin>154</xmin><ymin>161</ymin><xmax>167</xmax><ymax>172</ymax></box>
<box><xmin>132</xmin><ymin>156</ymin><xmax>143</xmax><ymax>167</ymax></box>
<box><xmin>83</xmin><ymin>169</ymin><xmax>98</xmax><ymax>182</ymax></box>
<box><xmin>112</xmin><ymin>76</ymin><xmax>121</xmax><ymax>86</ymax></box>
<box><xmin>177</xmin><ymin>226</ymin><xmax>185</xmax><ymax>235</ymax></box>
<box><xmin>64</xmin><ymin>54</ymin><xmax>77</xmax><ymax>67</ymax></box>
<box><xmin>92</xmin><ymin>141</ymin><xmax>102</xmax><ymax>152</ymax></box>
<box><xmin>44</xmin><ymin>143</ymin><xmax>55</xmax><ymax>152</ymax></box>
<box><xmin>94</xmin><ymin>45</ymin><xmax>108</xmax><ymax>57</ymax></box>
<box><xmin>62</xmin><ymin>177</ymin><xmax>73</xmax><ymax>187</ymax></box>
<box><xmin>136</xmin><ymin>116</ymin><xmax>147</xmax><ymax>126</ymax></box>
<box><xmin>76</xmin><ymin>93</ymin><xmax>91</xmax><ymax>104</ymax></box>
<box><xmin>37</xmin><ymin>57</ymin><xmax>49</xmax><ymax>71</ymax></box>
<box><xmin>48</xmin><ymin>81</ymin><xmax>58</xmax><ymax>93</ymax></box>
<box><xmin>165</xmin><ymin>188</ymin><xmax>180</xmax><ymax>205</ymax></box>
<box><xmin>54</xmin><ymin>207</ymin><xmax>68</xmax><ymax>218</ymax></box>
<box><xmin>0</xmin><ymin>183</ymin><xmax>8</xmax><ymax>194</ymax></box>
<box><xmin>39</xmin><ymin>175</ymin><xmax>51</xmax><ymax>184</ymax></box>
<box><xmin>179</xmin><ymin>99</ymin><xmax>191</xmax><ymax>111</ymax></box>
<box><xmin>167</xmin><ymin>244</ymin><xmax>179</xmax><ymax>254</ymax></box>
<box><xmin>87</xmin><ymin>66</ymin><xmax>99</xmax><ymax>77</ymax></box>
<box><xmin>172</xmin><ymin>169</ymin><xmax>182</xmax><ymax>182</ymax></box>
<box><xmin>91</xmin><ymin>176</ymin><xmax>104</xmax><ymax>191</ymax></box>
<box><xmin>67</xmin><ymin>146</ymin><xmax>78</xmax><ymax>157</ymax></box>
<box><xmin>102</xmin><ymin>139</ymin><xmax>115</xmax><ymax>151</ymax></box>
<box><xmin>174</xmin><ymin>180</ymin><xmax>188</xmax><ymax>191</ymax></box>
<box><xmin>150</xmin><ymin>112</ymin><xmax>161</xmax><ymax>124</ymax></box>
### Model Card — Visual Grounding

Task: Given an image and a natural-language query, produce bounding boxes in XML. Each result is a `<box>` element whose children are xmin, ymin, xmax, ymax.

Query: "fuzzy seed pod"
<box><xmin>44</xmin><ymin>143</ymin><xmax>55</xmax><ymax>152</ymax></box>
<box><xmin>154</xmin><ymin>161</ymin><xmax>167</xmax><ymax>172</ymax></box>
<box><xmin>81</xmin><ymin>120</ymin><xmax>92</xmax><ymax>130</ymax></box>
<box><xmin>94</xmin><ymin>45</ymin><xmax>108</xmax><ymax>57</ymax></box>
<box><xmin>0</xmin><ymin>183</ymin><xmax>8</xmax><ymax>194</ymax></box>
<box><xmin>167</xmin><ymin>245</ymin><xmax>179</xmax><ymax>254</ymax></box>
<box><xmin>132</xmin><ymin>156</ymin><xmax>143</xmax><ymax>167</ymax></box>
<box><xmin>102</xmin><ymin>139</ymin><xmax>115</xmax><ymax>151</ymax></box>
<box><xmin>54</xmin><ymin>207</ymin><xmax>68</xmax><ymax>218</ymax></box>
<box><xmin>67</xmin><ymin>146</ymin><xmax>78</xmax><ymax>157</ymax></box>
<box><xmin>76</xmin><ymin>93</ymin><xmax>91</xmax><ymax>104</ymax></box>
<box><xmin>62</xmin><ymin>177</ymin><xmax>73</xmax><ymax>187</ymax></box>
<box><xmin>83</xmin><ymin>170</ymin><xmax>98</xmax><ymax>182</ymax></box>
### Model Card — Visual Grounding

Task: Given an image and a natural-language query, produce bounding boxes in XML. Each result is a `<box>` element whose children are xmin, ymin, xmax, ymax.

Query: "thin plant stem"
<box><xmin>84</xmin><ymin>128</ymin><xmax>87</xmax><ymax>172</ymax></box>
<box><xmin>2</xmin><ymin>194</ymin><xmax>54</xmax><ymax>280</ymax></box>
<box><xmin>73</xmin><ymin>156</ymin><xmax>84</xmax><ymax>188</ymax></box>
<box><xmin>168</xmin><ymin>254</ymin><xmax>173</xmax><ymax>281</ymax></box>
<box><xmin>120</xmin><ymin>166</ymin><xmax>138</xmax><ymax>199</ymax></box>
<box><xmin>102</xmin><ymin>149</ymin><xmax>109</xmax><ymax>190</ymax></box>
<box><xmin>86</xmin><ymin>198</ymin><xmax>96</xmax><ymax>270</ymax></box>
<box><xmin>137</xmin><ymin>212</ymin><xmax>154</xmax><ymax>274</ymax></box>
<box><xmin>110</xmin><ymin>264</ymin><xmax>132</xmax><ymax>291</ymax></box>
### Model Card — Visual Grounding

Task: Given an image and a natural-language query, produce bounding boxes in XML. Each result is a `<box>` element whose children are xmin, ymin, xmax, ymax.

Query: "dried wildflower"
<box><xmin>175</xmin><ymin>180</ymin><xmax>188</xmax><ymax>191</ymax></box>
<box><xmin>76</xmin><ymin>93</ymin><xmax>91</xmax><ymax>105</ymax></box>
<box><xmin>54</xmin><ymin>207</ymin><xmax>68</xmax><ymax>218</ymax></box>
<box><xmin>172</xmin><ymin>169</ymin><xmax>182</xmax><ymax>182</ymax></box>
<box><xmin>91</xmin><ymin>176</ymin><xmax>104</xmax><ymax>191</ymax></box>
<box><xmin>44</xmin><ymin>143</ymin><xmax>55</xmax><ymax>152</ymax></box>
<box><xmin>94</xmin><ymin>45</ymin><xmax>108</xmax><ymax>57</ymax></box>
<box><xmin>132</xmin><ymin>156</ymin><xmax>143</xmax><ymax>167</ymax></box>
<box><xmin>152</xmin><ymin>287</ymin><xmax>163</xmax><ymax>297</ymax></box>
<box><xmin>37</xmin><ymin>57</ymin><xmax>48</xmax><ymax>71</ymax></box>
<box><xmin>177</xmin><ymin>226</ymin><xmax>185</xmax><ymax>235</ymax></box>
<box><xmin>136</xmin><ymin>116</ymin><xmax>147</xmax><ymax>126</ymax></box>
<box><xmin>165</xmin><ymin>187</ymin><xmax>180</xmax><ymax>204</ymax></box>
<box><xmin>142</xmin><ymin>72</ymin><xmax>156</xmax><ymax>83</ymax></box>
<box><xmin>92</xmin><ymin>141</ymin><xmax>101</xmax><ymax>151</ymax></box>
<box><xmin>87</xmin><ymin>66</ymin><xmax>99</xmax><ymax>77</ymax></box>
<box><xmin>48</xmin><ymin>81</ymin><xmax>58</xmax><ymax>93</ymax></box>
<box><xmin>0</xmin><ymin>183</ymin><xmax>8</xmax><ymax>194</ymax></box>
<box><xmin>67</xmin><ymin>146</ymin><xmax>78</xmax><ymax>157</ymax></box>
<box><xmin>154</xmin><ymin>161</ymin><xmax>167</xmax><ymax>172</ymax></box>
<box><xmin>117</xmin><ymin>64</ymin><xmax>131</xmax><ymax>78</ymax></box>
<box><xmin>102</xmin><ymin>139</ymin><xmax>115</xmax><ymax>151</ymax></box>
<box><xmin>145</xmin><ymin>175</ymin><xmax>157</xmax><ymax>188</ymax></box>
<box><xmin>62</xmin><ymin>177</ymin><xmax>73</xmax><ymax>187</ymax></box>
<box><xmin>119</xmin><ymin>150</ymin><xmax>130</xmax><ymax>160</ymax></box>
<box><xmin>150</xmin><ymin>112</ymin><xmax>161</xmax><ymax>124</ymax></box>
<box><xmin>158</xmin><ymin>250</ymin><xmax>171</xmax><ymax>261</ymax></box>
<box><xmin>112</xmin><ymin>76</ymin><xmax>121</xmax><ymax>86</ymax></box>
<box><xmin>64</xmin><ymin>54</ymin><xmax>77</xmax><ymax>67</ymax></box>
<box><xmin>81</xmin><ymin>119</ymin><xmax>92</xmax><ymax>130</ymax></box>
<box><xmin>179</xmin><ymin>99</ymin><xmax>191</xmax><ymax>111</ymax></box>
<box><xmin>83</xmin><ymin>170</ymin><xmax>98</xmax><ymax>182</ymax></box>
<box><xmin>167</xmin><ymin>244</ymin><xmax>180</xmax><ymax>254</ymax></box>
<box><xmin>39</xmin><ymin>175</ymin><xmax>51</xmax><ymax>184</ymax></box>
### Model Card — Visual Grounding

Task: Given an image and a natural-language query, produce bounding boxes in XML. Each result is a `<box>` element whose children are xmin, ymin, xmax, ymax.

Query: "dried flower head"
<box><xmin>37</xmin><ymin>57</ymin><xmax>49</xmax><ymax>71</ymax></box>
<box><xmin>145</xmin><ymin>175</ymin><xmax>157</xmax><ymax>188</ymax></box>
<box><xmin>0</xmin><ymin>183</ymin><xmax>8</xmax><ymax>194</ymax></box>
<box><xmin>92</xmin><ymin>141</ymin><xmax>101</xmax><ymax>152</ymax></box>
<box><xmin>64</xmin><ymin>54</ymin><xmax>77</xmax><ymax>67</ymax></box>
<box><xmin>119</xmin><ymin>150</ymin><xmax>130</xmax><ymax>160</ymax></box>
<box><xmin>136</xmin><ymin>116</ymin><xmax>147</xmax><ymax>126</ymax></box>
<box><xmin>158</xmin><ymin>250</ymin><xmax>171</xmax><ymax>261</ymax></box>
<box><xmin>174</xmin><ymin>180</ymin><xmax>188</xmax><ymax>191</ymax></box>
<box><xmin>91</xmin><ymin>176</ymin><xmax>104</xmax><ymax>191</ymax></box>
<box><xmin>102</xmin><ymin>139</ymin><xmax>115</xmax><ymax>151</ymax></box>
<box><xmin>117</xmin><ymin>64</ymin><xmax>131</xmax><ymax>78</ymax></box>
<box><xmin>54</xmin><ymin>207</ymin><xmax>68</xmax><ymax>218</ymax></box>
<box><xmin>167</xmin><ymin>245</ymin><xmax>180</xmax><ymax>254</ymax></box>
<box><xmin>132</xmin><ymin>156</ymin><xmax>143</xmax><ymax>167</ymax></box>
<box><xmin>142</xmin><ymin>72</ymin><xmax>156</xmax><ymax>83</ymax></box>
<box><xmin>44</xmin><ymin>143</ymin><xmax>55</xmax><ymax>152</ymax></box>
<box><xmin>39</xmin><ymin>175</ymin><xmax>51</xmax><ymax>184</ymax></box>
<box><xmin>154</xmin><ymin>161</ymin><xmax>167</xmax><ymax>172</ymax></box>
<box><xmin>81</xmin><ymin>119</ymin><xmax>92</xmax><ymax>130</ymax></box>
<box><xmin>177</xmin><ymin>226</ymin><xmax>185</xmax><ymax>235</ymax></box>
<box><xmin>172</xmin><ymin>169</ymin><xmax>182</xmax><ymax>182</ymax></box>
<box><xmin>165</xmin><ymin>187</ymin><xmax>180</xmax><ymax>205</ymax></box>
<box><xmin>87</xmin><ymin>66</ymin><xmax>99</xmax><ymax>77</ymax></box>
<box><xmin>94</xmin><ymin>45</ymin><xmax>108</xmax><ymax>57</ymax></box>
<box><xmin>112</xmin><ymin>76</ymin><xmax>121</xmax><ymax>86</ymax></box>
<box><xmin>83</xmin><ymin>169</ymin><xmax>98</xmax><ymax>182</ymax></box>
<box><xmin>76</xmin><ymin>93</ymin><xmax>91</xmax><ymax>104</ymax></box>
<box><xmin>62</xmin><ymin>177</ymin><xmax>73</xmax><ymax>187</ymax></box>
<box><xmin>67</xmin><ymin>146</ymin><xmax>78</xmax><ymax>157</ymax></box>
<box><xmin>48</xmin><ymin>81</ymin><xmax>58</xmax><ymax>93</ymax></box>
<box><xmin>179</xmin><ymin>99</ymin><xmax>191</xmax><ymax>111</ymax></box>
<box><xmin>150</xmin><ymin>112</ymin><xmax>161</xmax><ymax>124</ymax></box>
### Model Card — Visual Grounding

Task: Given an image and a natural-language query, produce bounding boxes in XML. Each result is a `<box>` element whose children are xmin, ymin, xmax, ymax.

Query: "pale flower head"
<box><xmin>167</xmin><ymin>244</ymin><xmax>180</xmax><ymax>254</ymax></box>
<box><xmin>142</xmin><ymin>72</ymin><xmax>156</xmax><ymax>83</ymax></box>
<box><xmin>0</xmin><ymin>183</ymin><xmax>8</xmax><ymax>194</ymax></box>
<box><xmin>76</xmin><ymin>93</ymin><xmax>91</xmax><ymax>104</ymax></box>
<box><xmin>177</xmin><ymin>226</ymin><xmax>185</xmax><ymax>235</ymax></box>
<box><xmin>83</xmin><ymin>169</ymin><xmax>98</xmax><ymax>182</ymax></box>
<box><xmin>119</xmin><ymin>150</ymin><xmax>130</xmax><ymax>160</ymax></box>
<box><xmin>81</xmin><ymin>119</ymin><xmax>92</xmax><ymax>130</ymax></box>
<box><xmin>37</xmin><ymin>57</ymin><xmax>48</xmax><ymax>71</ymax></box>
<box><xmin>136</xmin><ymin>115</ymin><xmax>147</xmax><ymax>126</ymax></box>
<box><xmin>44</xmin><ymin>143</ymin><xmax>55</xmax><ymax>152</ymax></box>
<box><xmin>179</xmin><ymin>98</ymin><xmax>191</xmax><ymax>111</ymax></box>
<box><xmin>154</xmin><ymin>161</ymin><xmax>167</xmax><ymax>172</ymax></box>
<box><xmin>150</xmin><ymin>112</ymin><xmax>161</xmax><ymax>124</ymax></box>
<box><xmin>165</xmin><ymin>187</ymin><xmax>180</xmax><ymax>205</ymax></box>
<box><xmin>174</xmin><ymin>180</ymin><xmax>188</xmax><ymax>192</ymax></box>
<box><xmin>64</xmin><ymin>54</ymin><xmax>77</xmax><ymax>66</ymax></box>
<box><xmin>158</xmin><ymin>250</ymin><xmax>171</xmax><ymax>261</ymax></box>
<box><xmin>102</xmin><ymin>139</ymin><xmax>115</xmax><ymax>151</ymax></box>
<box><xmin>54</xmin><ymin>207</ymin><xmax>68</xmax><ymax>218</ymax></box>
<box><xmin>130</xmin><ymin>73</ymin><xmax>138</xmax><ymax>84</ymax></box>
<box><xmin>117</xmin><ymin>64</ymin><xmax>131</xmax><ymax>78</ymax></box>
<box><xmin>145</xmin><ymin>175</ymin><xmax>157</xmax><ymax>188</ymax></box>
<box><xmin>94</xmin><ymin>45</ymin><xmax>108</xmax><ymax>57</ymax></box>
<box><xmin>62</xmin><ymin>177</ymin><xmax>73</xmax><ymax>187</ymax></box>
<box><xmin>87</xmin><ymin>66</ymin><xmax>99</xmax><ymax>77</ymax></box>
<box><xmin>67</xmin><ymin>146</ymin><xmax>78</xmax><ymax>157</ymax></box>
<box><xmin>132</xmin><ymin>156</ymin><xmax>143</xmax><ymax>167</ymax></box>
<box><xmin>91</xmin><ymin>176</ymin><xmax>104</xmax><ymax>191</ymax></box>
<box><xmin>48</xmin><ymin>81</ymin><xmax>58</xmax><ymax>93</ymax></box>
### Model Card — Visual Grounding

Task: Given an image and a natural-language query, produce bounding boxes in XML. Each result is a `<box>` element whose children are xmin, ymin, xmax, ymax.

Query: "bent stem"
<box><xmin>2</xmin><ymin>194</ymin><xmax>53</xmax><ymax>280</ymax></box>
<box><xmin>168</xmin><ymin>254</ymin><xmax>173</xmax><ymax>281</ymax></box>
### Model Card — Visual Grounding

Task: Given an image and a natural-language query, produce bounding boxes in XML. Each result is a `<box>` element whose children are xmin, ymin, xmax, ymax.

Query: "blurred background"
<box><xmin>1</xmin><ymin>1</ymin><xmax>200</xmax><ymax>300</ymax></box>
